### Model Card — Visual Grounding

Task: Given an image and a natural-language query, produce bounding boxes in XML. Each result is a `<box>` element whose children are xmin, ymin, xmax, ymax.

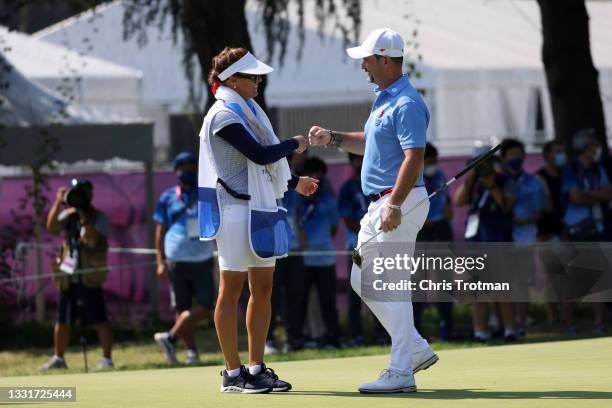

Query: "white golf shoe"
<box><xmin>413</xmin><ymin>346</ymin><xmax>439</xmax><ymax>373</ymax></box>
<box><xmin>358</xmin><ymin>369</ymin><xmax>417</xmax><ymax>394</ymax></box>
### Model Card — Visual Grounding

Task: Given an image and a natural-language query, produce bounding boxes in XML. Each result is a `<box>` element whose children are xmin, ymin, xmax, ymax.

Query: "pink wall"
<box><xmin>1</xmin><ymin>152</ymin><xmax>544</xmax><ymax>318</ymax></box>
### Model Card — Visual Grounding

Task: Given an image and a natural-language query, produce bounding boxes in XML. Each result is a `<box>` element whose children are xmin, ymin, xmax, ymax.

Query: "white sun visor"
<box><xmin>218</xmin><ymin>52</ymin><xmax>274</xmax><ymax>81</ymax></box>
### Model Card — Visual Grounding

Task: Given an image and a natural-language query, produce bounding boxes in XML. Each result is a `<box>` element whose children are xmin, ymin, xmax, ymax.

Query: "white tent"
<box><xmin>0</xmin><ymin>55</ymin><xmax>157</xmax><ymax>319</ymax></box>
<box><xmin>0</xmin><ymin>53</ymin><xmax>153</xmax><ymax>164</ymax></box>
<box><xmin>35</xmin><ymin>0</ymin><xmax>612</xmax><ymax>155</ymax></box>
<box><xmin>0</xmin><ymin>26</ymin><xmax>143</xmax><ymax>120</ymax></box>
<box><xmin>251</xmin><ymin>0</ymin><xmax>612</xmax><ymax>153</ymax></box>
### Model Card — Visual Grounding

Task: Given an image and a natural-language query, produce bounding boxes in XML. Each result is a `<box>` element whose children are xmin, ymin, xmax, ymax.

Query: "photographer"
<box><xmin>454</xmin><ymin>146</ymin><xmax>517</xmax><ymax>342</ymax></box>
<box><xmin>455</xmin><ymin>147</ymin><xmax>515</xmax><ymax>242</ymax></box>
<box><xmin>41</xmin><ymin>179</ymin><xmax>113</xmax><ymax>371</ymax></box>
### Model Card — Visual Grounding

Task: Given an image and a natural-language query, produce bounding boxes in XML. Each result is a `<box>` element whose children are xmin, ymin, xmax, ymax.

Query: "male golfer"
<box><xmin>309</xmin><ymin>27</ymin><xmax>438</xmax><ymax>393</ymax></box>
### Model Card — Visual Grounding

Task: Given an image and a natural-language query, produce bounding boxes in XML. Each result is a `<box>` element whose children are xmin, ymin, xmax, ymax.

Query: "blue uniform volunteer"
<box><xmin>415</xmin><ymin>143</ymin><xmax>454</xmax><ymax>341</ymax></box>
<box><xmin>297</xmin><ymin>163</ymin><xmax>342</xmax><ymax>347</ymax></box>
<box><xmin>153</xmin><ymin>184</ymin><xmax>215</xmax><ymax>311</ymax></box>
<box><xmin>153</xmin><ymin>152</ymin><xmax>215</xmax><ymax>365</ymax></box>
<box><xmin>562</xmin><ymin>160</ymin><xmax>611</xmax><ymax>241</ymax></box>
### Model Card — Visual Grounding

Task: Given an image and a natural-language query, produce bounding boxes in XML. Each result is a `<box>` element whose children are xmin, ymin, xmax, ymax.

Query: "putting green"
<box><xmin>2</xmin><ymin>337</ymin><xmax>611</xmax><ymax>408</ymax></box>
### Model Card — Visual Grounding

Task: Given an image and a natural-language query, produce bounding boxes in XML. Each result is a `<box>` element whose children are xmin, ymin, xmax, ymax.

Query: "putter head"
<box><xmin>352</xmin><ymin>248</ymin><xmax>362</xmax><ymax>268</ymax></box>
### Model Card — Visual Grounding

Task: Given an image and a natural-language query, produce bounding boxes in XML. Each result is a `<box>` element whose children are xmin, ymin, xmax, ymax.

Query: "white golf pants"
<box><xmin>351</xmin><ymin>186</ymin><xmax>429</xmax><ymax>375</ymax></box>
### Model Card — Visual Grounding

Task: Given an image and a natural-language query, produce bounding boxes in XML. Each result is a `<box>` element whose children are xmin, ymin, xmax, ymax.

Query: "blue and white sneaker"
<box><xmin>220</xmin><ymin>366</ymin><xmax>272</xmax><ymax>394</ymax></box>
<box><xmin>251</xmin><ymin>364</ymin><xmax>292</xmax><ymax>392</ymax></box>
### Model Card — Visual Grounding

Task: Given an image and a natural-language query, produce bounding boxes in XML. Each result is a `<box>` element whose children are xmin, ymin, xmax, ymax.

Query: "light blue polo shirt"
<box><xmin>512</xmin><ymin>172</ymin><xmax>546</xmax><ymax>243</ymax></box>
<box><xmin>282</xmin><ymin>189</ymin><xmax>301</xmax><ymax>250</ymax></box>
<box><xmin>424</xmin><ymin>168</ymin><xmax>449</xmax><ymax>222</ymax></box>
<box><xmin>298</xmin><ymin>181</ymin><xmax>339</xmax><ymax>267</ymax></box>
<box><xmin>562</xmin><ymin>161</ymin><xmax>610</xmax><ymax>232</ymax></box>
<box><xmin>338</xmin><ymin>178</ymin><xmax>370</xmax><ymax>249</ymax></box>
<box><xmin>153</xmin><ymin>186</ymin><xmax>213</xmax><ymax>262</ymax></box>
<box><xmin>362</xmin><ymin>75</ymin><xmax>429</xmax><ymax>196</ymax></box>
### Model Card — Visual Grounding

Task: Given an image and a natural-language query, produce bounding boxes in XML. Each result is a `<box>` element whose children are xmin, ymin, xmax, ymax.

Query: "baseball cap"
<box><xmin>572</xmin><ymin>128</ymin><xmax>597</xmax><ymax>152</ymax></box>
<box><xmin>218</xmin><ymin>52</ymin><xmax>274</xmax><ymax>81</ymax></box>
<box><xmin>172</xmin><ymin>152</ymin><xmax>197</xmax><ymax>169</ymax></box>
<box><xmin>346</xmin><ymin>28</ymin><xmax>405</xmax><ymax>59</ymax></box>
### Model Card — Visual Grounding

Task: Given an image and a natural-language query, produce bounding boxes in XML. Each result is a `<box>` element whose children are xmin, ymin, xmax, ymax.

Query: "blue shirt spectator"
<box><xmin>361</xmin><ymin>75</ymin><xmax>428</xmax><ymax>195</ymax></box>
<box><xmin>562</xmin><ymin>160</ymin><xmax>611</xmax><ymax>233</ymax></box>
<box><xmin>419</xmin><ymin>142</ymin><xmax>453</xmax><ymax>242</ymax></box>
<box><xmin>424</xmin><ymin>168</ymin><xmax>449</xmax><ymax>223</ymax></box>
<box><xmin>283</xmin><ymin>189</ymin><xmax>301</xmax><ymax>250</ymax></box>
<box><xmin>497</xmin><ymin>138</ymin><xmax>544</xmax><ymax>243</ymax></box>
<box><xmin>466</xmin><ymin>174</ymin><xmax>515</xmax><ymax>242</ymax></box>
<box><xmin>338</xmin><ymin>178</ymin><xmax>369</xmax><ymax>249</ymax></box>
<box><xmin>154</xmin><ymin>186</ymin><xmax>213</xmax><ymax>262</ymax></box>
<box><xmin>299</xmin><ymin>180</ymin><xmax>339</xmax><ymax>267</ymax></box>
<box><xmin>512</xmin><ymin>173</ymin><xmax>546</xmax><ymax>243</ymax></box>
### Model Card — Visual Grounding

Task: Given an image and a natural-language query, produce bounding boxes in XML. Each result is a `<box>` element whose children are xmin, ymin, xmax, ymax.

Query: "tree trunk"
<box><xmin>537</xmin><ymin>0</ymin><xmax>608</xmax><ymax>157</ymax></box>
<box><xmin>182</xmin><ymin>0</ymin><xmax>268</xmax><ymax>113</ymax></box>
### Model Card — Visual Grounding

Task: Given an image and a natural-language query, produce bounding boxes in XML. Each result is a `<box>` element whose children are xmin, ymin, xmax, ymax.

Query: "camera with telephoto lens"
<box><xmin>63</xmin><ymin>179</ymin><xmax>93</xmax><ymax>210</ymax></box>
<box><xmin>474</xmin><ymin>156</ymin><xmax>497</xmax><ymax>178</ymax></box>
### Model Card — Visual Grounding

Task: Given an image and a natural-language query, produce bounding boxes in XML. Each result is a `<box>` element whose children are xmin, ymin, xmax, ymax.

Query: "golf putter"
<box><xmin>351</xmin><ymin>143</ymin><xmax>503</xmax><ymax>267</ymax></box>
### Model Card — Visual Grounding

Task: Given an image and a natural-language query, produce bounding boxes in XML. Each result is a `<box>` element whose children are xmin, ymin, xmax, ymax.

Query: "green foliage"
<box><xmin>120</xmin><ymin>0</ymin><xmax>362</xmax><ymax>113</ymax></box>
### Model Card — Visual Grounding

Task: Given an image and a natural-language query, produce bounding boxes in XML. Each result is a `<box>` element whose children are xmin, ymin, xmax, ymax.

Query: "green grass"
<box><xmin>2</xmin><ymin>337</ymin><xmax>611</xmax><ymax>408</ymax></box>
<box><xmin>1</xmin><ymin>300</ymin><xmax>607</xmax><ymax>378</ymax></box>
<box><xmin>2</xmin><ymin>325</ymin><xmax>604</xmax><ymax>378</ymax></box>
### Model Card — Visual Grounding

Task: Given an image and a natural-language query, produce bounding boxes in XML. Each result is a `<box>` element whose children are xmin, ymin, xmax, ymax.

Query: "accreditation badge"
<box><xmin>464</xmin><ymin>214</ymin><xmax>480</xmax><ymax>239</ymax></box>
<box><xmin>187</xmin><ymin>216</ymin><xmax>200</xmax><ymax>240</ymax></box>
<box><xmin>59</xmin><ymin>253</ymin><xmax>78</xmax><ymax>275</ymax></box>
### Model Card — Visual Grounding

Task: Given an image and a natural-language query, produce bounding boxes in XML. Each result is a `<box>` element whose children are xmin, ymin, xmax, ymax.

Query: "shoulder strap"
<box><xmin>169</xmin><ymin>187</ymin><xmax>197</xmax><ymax>227</ymax></box>
<box><xmin>217</xmin><ymin>178</ymin><xmax>251</xmax><ymax>200</ymax></box>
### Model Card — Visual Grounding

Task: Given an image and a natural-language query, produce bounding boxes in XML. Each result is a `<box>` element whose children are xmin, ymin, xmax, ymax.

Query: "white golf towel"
<box><xmin>198</xmin><ymin>85</ymin><xmax>292</xmax><ymax>259</ymax></box>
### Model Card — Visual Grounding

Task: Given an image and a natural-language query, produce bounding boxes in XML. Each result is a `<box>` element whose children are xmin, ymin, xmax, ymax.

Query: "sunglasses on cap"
<box><xmin>234</xmin><ymin>73</ymin><xmax>263</xmax><ymax>82</ymax></box>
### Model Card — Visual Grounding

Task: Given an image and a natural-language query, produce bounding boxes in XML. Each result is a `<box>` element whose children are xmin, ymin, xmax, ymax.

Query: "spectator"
<box><xmin>562</xmin><ymin>129</ymin><xmax>612</xmax><ymax>334</ymax></box>
<box><xmin>42</xmin><ymin>179</ymin><xmax>113</xmax><ymax>370</ymax></box>
<box><xmin>296</xmin><ymin>157</ymin><xmax>342</xmax><ymax>348</ymax></box>
<box><xmin>501</xmin><ymin>138</ymin><xmax>545</xmax><ymax>337</ymax></box>
<box><xmin>536</xmin><ymin>140</ymin><xmax>572</xmax><ymax>329</ymax></box>
<box><xmin>537</xmin><ymin>140</ymin><xmax>567</xmax><ymax>242</ymax></box>
<box><xmin>338</xmin><ymin>153</ymin><xmax>388</xmax><ymax>346</ymax></box>
<box><xmin>454</xmin><ymin>145</ymin><xmax>517</xmax><ymax>342</ymax></box>
<box><xmin>415</xmin><ymin>142</ymin><xmax>454</xmax><ymax>341</ymax></box>
<box><xmin>502</xmin><ymin>138</ymin><xmax>545</xmax><ymax>244</ymax></box>
<box><xmin>266</xmin><ymin>153</ymin><xmax>307</xmax><ymax>354</ymax></box>
<box><xmin>153</xmin><ymin>152</ymin><xmax>215</xmax><ymax>365</ymax></box>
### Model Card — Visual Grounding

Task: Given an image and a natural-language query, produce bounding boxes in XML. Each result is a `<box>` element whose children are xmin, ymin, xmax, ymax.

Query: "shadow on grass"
<box><xmin>281</xmin><ymin>389</ymin><xmax>612</xmax><ymax>400</ymax></box>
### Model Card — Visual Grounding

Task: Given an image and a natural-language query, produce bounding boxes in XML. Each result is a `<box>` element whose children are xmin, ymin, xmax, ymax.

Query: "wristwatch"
<box><xmin>326</xmin><ymin>129</ymin><xmax>343</xmax><ymax>148</ymax></box>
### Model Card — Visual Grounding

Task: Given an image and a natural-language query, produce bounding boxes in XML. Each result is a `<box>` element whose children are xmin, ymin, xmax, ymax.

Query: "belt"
<box><xmin>368</xmin><ymin>185</ymin><xmax>425</xmax><ymax>202</ymax></box>
<box><xmin>369</xmin><ymin>188</ymin><xmax>393</xmax><ymax>202</ymax></box>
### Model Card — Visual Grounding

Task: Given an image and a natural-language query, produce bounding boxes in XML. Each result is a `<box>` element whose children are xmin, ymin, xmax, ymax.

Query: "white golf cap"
<box><xmin>218</xmin><ymin>51</ymin><xmax>274</xmax><ymax>81</ymax></box>
<box><xmin>346</xmin><ymin>28</ymin><xmax>405</xmax><ymax>59</ymax></box>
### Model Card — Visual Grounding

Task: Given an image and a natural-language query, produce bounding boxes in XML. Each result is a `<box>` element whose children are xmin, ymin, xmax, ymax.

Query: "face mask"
<box><xmin>178</xmin><ymin>171</ymin><xmax>197</xmax><ymax>188</ymax></box>
<box><xmin>594</xmin><ymin>147</ymin><xmax>603</xmax><ymax>162</ymax></box>
<box><xmin>507</xmin><ymin>158</ymin><xmax>524</xmax><ymax>172</ymax></box>
<box><xmin>554</xmin><ymin>152</ymin><xmax>567</xmax><ymax>168</ymax></box>
<box><xmin>423</xmin><ymin>165</ymin><xmax>437</xmax><ymax>177</ymax></box>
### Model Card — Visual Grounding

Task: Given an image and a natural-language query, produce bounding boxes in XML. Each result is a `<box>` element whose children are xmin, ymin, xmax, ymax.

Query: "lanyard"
<box><xmin>175</xmin><ymin>185</ymin><xmax>195</xmax><ymax>208</ymax></box>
